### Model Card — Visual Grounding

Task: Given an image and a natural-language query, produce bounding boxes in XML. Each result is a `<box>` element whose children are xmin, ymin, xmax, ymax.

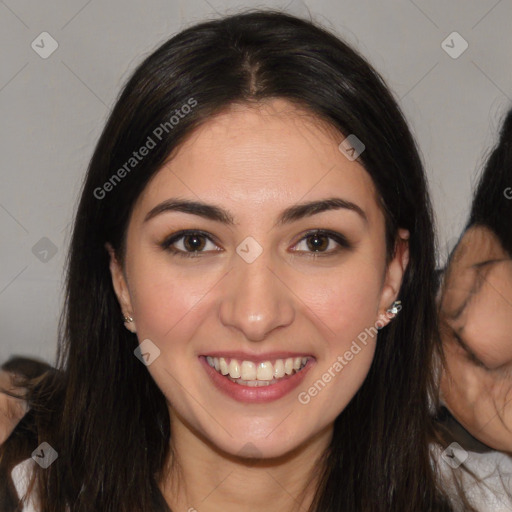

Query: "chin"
<box><xmin>209</xmin><ymin>427</ymin><xmax>310</xmax><ymax>462</ymax></box>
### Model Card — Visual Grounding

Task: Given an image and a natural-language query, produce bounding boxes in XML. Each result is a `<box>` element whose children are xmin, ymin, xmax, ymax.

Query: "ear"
<box><xmin>376</xmin><ymin>228</ymin><xmax>409</xmax><ymax>327</ymax></box>
<box><xmin>105</xmin><ymin>242</ymin><xmax>137</xmax><ymax>333</ymax></box>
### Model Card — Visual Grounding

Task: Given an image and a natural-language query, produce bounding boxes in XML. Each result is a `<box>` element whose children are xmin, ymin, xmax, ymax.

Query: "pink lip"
<box><xmin>199</xmin><ymin>355</ymin><xmax>314</xmax><ymax>403</ymax></box>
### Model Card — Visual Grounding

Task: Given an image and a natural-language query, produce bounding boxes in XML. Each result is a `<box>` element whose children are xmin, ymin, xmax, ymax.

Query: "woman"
<box><xmin>439</xmin><ymin>107</ymin><xmax>512</xmax><ymax>453</ymax></box>
<box><xmin>0</xmin><ymin>9</ymin><xmax>479</xmax><ymax>511</ymax></box>
<box><xmin>437</xmin><ymin>107</ymin><xmax>512</xmax><ymax>506</ymax></box>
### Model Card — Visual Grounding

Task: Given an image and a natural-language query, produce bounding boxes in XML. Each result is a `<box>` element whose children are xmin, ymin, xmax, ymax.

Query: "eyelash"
<box><xmin>159</xmin><ymin>229</ymin><xmax>352</xmax><ymax>259</ymax></box>
<box><xmin>452</xmin><ymin>330</ymin><xmax>490</xmax><ymax>371</ymax></box>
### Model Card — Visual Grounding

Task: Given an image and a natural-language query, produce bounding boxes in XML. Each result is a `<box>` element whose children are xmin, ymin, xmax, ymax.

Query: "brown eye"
<box><xmin>182</xmin><ymin>234</ymin><xmax>207</xmax><ymax>252</ymax></box>
<box><xmin>306</xmin><ymin>233</ymin><xmax>330</xmax><ymax>252</ymax></box>
<box><xmin>293</xmin><ymin>229</ymin><xmax>352</xmax><ymax>256</ymax></box>
<box><xmin>160</xmin><ymin>230</ymin><xmax>220</xmax><ymax>258</ymax></box>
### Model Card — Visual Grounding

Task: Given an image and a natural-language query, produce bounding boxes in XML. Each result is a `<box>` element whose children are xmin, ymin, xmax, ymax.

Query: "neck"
<box><xmin>159</xmin><ymin>412</ymin><xmax>332</xmax><ymax>512</ymax></box>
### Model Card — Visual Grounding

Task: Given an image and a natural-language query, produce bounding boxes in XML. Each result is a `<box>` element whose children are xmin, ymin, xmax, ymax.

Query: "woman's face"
<box><xmin>439</xmin><ymin>225</ymin><xmax>512</xmax><ymax>453</ymax></box>
<box><xmin>108</xmin><ymin>98</ymin><xmax>408</xmax><ymax>459</ymax></box>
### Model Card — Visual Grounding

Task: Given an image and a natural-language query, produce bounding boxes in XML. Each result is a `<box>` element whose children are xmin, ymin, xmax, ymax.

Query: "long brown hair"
<box><xmin>1</xmin><ymin>9</ymin><xmax>462</xmax><ymax>511</ymax></box>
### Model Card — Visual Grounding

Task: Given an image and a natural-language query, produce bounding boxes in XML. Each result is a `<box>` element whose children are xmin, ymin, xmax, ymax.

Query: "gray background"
<box><xmin>1</xmin><ymin>0</ymin><xmax>511</xmax><ymax>364</ymax></box>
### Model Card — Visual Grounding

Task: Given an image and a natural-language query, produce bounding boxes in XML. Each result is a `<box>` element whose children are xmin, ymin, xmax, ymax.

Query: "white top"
<box><xmin>465</xmin><ymin>450</ymin><xmax>512</xmax><ymax>510</ymax></box>
<box><xmin>11</xmin><ymin>458</ymin><xmax>38</xmax><ymax>512</ymax></box>
<box><xmin>11</xmin><ymin>448</ymin><xmax>512</xmax><ymax>511</ymax></box>
<box><xmin>431</xmin><ymin>444</ymin><xmax>512</xmax><ymax>511</ymax></box>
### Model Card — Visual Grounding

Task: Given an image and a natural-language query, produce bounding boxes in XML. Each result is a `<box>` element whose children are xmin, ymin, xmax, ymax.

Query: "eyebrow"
<box><xmin>472</xmin><ymin>258</ymin><xmax>509</xmax><ymax>269</ymax></box>
<box><xmin>143</xmin><ymin>197</ymin><xmax>368</xmax><ymax>227</ymax></box>
<box><xmin>443</xmin><ymin>259</ymin><xmax>510</xmax><ymax>321</ymax></box>
<box><xmin>443</xmin><ymin>293</ymin><xmax>471</xmax><ymax>321</ymax></box>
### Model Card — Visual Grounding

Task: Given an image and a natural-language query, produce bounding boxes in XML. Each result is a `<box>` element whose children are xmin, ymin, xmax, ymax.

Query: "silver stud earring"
<box><xmin>386</xmin><ymin>300</ymin><xmax>402</xmax><ymax>315</ymax></box>
<box><xmin>123</xmin><ymin>315</ymin><xmax>134</xmax><ymax>323</ymax></box>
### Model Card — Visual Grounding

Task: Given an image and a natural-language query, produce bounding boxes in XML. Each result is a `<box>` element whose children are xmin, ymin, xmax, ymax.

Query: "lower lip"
<box><xmin>199</xmin><ymin>356</ymin><xmax>314</xmax><ymax>403</ymax></box>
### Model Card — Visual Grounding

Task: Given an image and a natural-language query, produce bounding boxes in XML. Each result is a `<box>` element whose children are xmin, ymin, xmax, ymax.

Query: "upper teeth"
<box><xmin>206</xmin><ymin>356</ymin><xmax>309</xmax><ymax>381</ymax></box>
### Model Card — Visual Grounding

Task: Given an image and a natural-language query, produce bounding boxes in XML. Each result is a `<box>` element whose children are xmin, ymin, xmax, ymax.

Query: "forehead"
<box><xmin>133</xmin><ymin>98</ymin><xmax>381</xmax><ymax>226</ymax></box>
<box><xmin>441</xmin><ymin>226</ymin><xmax>508</xmax><ymax>313</ymax></box>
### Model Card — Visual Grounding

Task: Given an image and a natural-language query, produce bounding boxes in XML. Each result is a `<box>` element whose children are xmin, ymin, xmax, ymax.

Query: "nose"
<box><xmin>219</xmin><ymin>252</ymin><xmax>295</xmax><ymax>342</ymax></box>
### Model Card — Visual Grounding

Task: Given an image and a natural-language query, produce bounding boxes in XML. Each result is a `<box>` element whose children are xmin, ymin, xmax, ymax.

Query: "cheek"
<box><xmin>293</xmin><ymin>263</ymin><xmax>383</xmax><ymax>402</ymax></box>
<box><xmin>128</xmin><ymin>256</ymin><xmax>221</xmax><ymax>340</ymax></box>
<box><xmin>463</xmin><ymin>288</ymin><xmax>512</xmax><ymax>368</ymax></box>
<box><xmin>295</xmin><ymin>262</ymin><xmax>384</xmax><ymax>339</ymax></box>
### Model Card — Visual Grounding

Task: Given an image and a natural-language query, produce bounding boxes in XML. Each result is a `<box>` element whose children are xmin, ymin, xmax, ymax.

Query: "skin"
<box><xmin>439</xmin><ymin>224</ymin><xmax>512</xmax><ymax>454</ymax></box>
<box><xmin>107</xmin><ymin>98</ymin><xmax>409</xmax><ymax>512</ymax></box>
<box><xmin>0</xmin><ymin>370</ymin><xmax>28</xmax><ymax>444</ymax></box>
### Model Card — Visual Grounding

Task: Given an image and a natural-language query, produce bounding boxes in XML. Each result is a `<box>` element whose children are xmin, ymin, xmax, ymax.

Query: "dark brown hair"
<box><xmin>468</xmin><ymin>107</ymin><xmax>512</xmax><ymax>255</ymax></box>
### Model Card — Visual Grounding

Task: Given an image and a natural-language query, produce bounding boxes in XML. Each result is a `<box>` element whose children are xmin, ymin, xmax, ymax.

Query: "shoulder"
<box><xmin>10</xmin><ymin>458</ymin><xmax>38</xmax><ymax>512</ymax></box>
<box><xmin>431</xmin><ymin>442</ymin><xmax>512</xmax><ymax>511</ymax></box>
<box><xmin>463</xmin><ymin>449</ymin><xmax>512</xmax><ymax>510</ymax></box>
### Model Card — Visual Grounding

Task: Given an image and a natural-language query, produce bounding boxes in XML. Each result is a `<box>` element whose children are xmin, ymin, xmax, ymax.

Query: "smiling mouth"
<box><xmin>204</xmin><ymin>355</ymin><xmax>311</xmax><ymax>387</ymax></box>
